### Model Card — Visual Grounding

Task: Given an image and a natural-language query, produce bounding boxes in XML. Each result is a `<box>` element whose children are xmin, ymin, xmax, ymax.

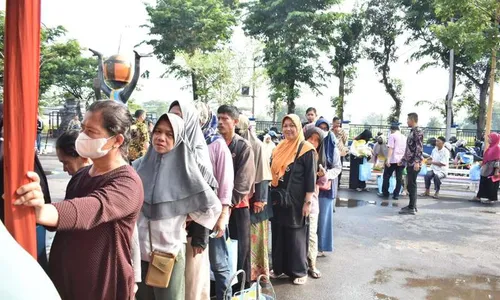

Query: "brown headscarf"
<box><xmin>271</xmin><ymin>114</ymin><xmax>315</xmax><ymax>187</ymax></box>
<box><xmin>238</xmin><ymin>115</ymin><xmax>272</xmax><ymax>183</ymax></box>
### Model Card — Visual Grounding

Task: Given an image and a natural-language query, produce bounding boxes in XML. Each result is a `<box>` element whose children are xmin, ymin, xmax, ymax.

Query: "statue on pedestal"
<box><xmin>89</xmin><ymin>49</ymin><xmax>150</xmax><ymax>105</ymax></box>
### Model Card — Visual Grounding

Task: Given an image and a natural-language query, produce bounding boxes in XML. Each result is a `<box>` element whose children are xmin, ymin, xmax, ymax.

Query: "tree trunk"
<box><xmin>338</xmin><ymin>65</ymin><xmax>345</xmax><ymax>120</ymax></box>
<box><xmin>286</xmin><ymin>79</ymin><xmax>296</xmax><ymax>114</ymax></box>
<box><xmin>478</xmin><ymin>83</ymin><xmax>488</xmax><ymax>139</ymax></box>
<box><xmin>191</xmin><ymin>72</ymin><xmax>198</xmax><ymax>101</ymax></box>
<box><xmin>381</xmin><ymin>47</ymin><xmax>402</xmax><ymax>124</ymax></box>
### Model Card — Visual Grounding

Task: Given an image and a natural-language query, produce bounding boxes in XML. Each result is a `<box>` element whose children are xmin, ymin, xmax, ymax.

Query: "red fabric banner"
<box><xmin>3</xmin><ymin>0</ymin><xmax>42</xmax><ymax>258</ymax></box>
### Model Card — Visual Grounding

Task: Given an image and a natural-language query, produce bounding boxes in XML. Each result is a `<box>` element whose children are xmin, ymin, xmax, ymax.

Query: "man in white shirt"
<box><xmin>422</xmin><ymin>136</ymin><xmax>450</xmax><ymax>199</ymax></box>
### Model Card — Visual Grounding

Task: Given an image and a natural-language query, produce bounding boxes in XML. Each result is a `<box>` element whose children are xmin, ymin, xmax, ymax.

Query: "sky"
<box><xmin>1</xmin><ymin>0</ymin><xmax>498</xmax><ymax>125</ymax></box>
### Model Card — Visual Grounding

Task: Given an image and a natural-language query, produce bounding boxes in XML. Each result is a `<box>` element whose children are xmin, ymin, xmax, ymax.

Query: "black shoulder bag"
<box><xmin>271</xmin><ymin>141</ymin><xmax>305</xmax><ymax>208</ymax></box>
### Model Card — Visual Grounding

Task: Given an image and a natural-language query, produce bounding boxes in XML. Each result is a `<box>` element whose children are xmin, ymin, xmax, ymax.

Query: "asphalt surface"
<box><xmin>40</xmin><ymin>154</ymin><xmax>500</xmax><ymax>300</ymax></box>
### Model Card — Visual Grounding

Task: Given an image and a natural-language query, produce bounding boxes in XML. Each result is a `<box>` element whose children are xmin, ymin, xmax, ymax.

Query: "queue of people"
<box><xmin>3</xmin><ymin>101</ymin><xmax>499</xmax><ymax>300</ymax></box>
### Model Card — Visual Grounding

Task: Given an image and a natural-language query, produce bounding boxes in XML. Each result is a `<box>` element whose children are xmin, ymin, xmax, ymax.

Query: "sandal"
<box><xmin>419</xmin><ymin>193</ymin><xmax>430</xmax><ymax>197</ymax></box>
<box><xmin>432</xmin><ymin>193</ymin><xmax>439</xmax><ymax>199</ymax></box>
<box><xmin>308</xmin><ymin>268</ymin><xmax>322</xmax><ymax>279</ymax></box>
<box><xmin>469</xmin><ymin>197</ymin><xmax>481</xmax><ymax>203</ymax></box>
<box><xmin>317</xmin><ymin>251</ymin><xmax>326</xmax><ymax>257</ymax></box>
<box><xmin>293</xmin><ymin>276</ymin><xmax>308</xmax><ymax>285</ymax></box>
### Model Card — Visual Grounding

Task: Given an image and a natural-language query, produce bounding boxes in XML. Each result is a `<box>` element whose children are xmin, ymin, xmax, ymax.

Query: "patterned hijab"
<box><xmin>270</xmin><ymin>114</ymin><xmax>315</xmax><ymax>187</ymax></box>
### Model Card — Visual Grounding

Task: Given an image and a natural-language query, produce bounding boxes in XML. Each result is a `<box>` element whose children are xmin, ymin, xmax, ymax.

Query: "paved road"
<box><xmin>39</xmin><ymin>155</ymin><xmax>500</xmax><ymax>300</ymax></box>
<box><xmin>272</xmin><ymin>190</ymin><xmax>500</xmax><ymax>300</ymax></box>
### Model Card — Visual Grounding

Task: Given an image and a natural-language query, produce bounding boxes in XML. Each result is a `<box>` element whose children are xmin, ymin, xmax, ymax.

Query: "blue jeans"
<box><xmin>209</xmin><ymin>228</ymin><xmax>231</xmax><ymax>300</ymax></box>
<box><xmin>36</xmin><ymin>133</ymin><xmax>42</xmax><ymax>152</ymax></box>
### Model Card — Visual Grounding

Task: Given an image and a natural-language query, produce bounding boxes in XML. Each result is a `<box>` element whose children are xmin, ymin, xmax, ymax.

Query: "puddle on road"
<box><xmin>371</xmin><ymin>268</ymin><xmax>500</xmax><ymax>300</ymax></box>
<box><xmin>375</xmin><ymin>293</ymin><xmax>398</xmax><ymax>300</ymax></box>
<box><xmin>406</xmin><ymin>275</ymin><xmax>500</xmax><ymax>299</ymax></box>
<box><xmin>335</xmin><ymin>198</ymin><xmax>399</xmax><ymax>208</ymax></box>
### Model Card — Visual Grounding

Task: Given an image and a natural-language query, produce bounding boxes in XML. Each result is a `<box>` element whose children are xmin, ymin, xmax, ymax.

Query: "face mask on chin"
<box><xmin>75</xmin><ymin>132</ymin><xmax>115</xmax><ymax>159</ymax></box>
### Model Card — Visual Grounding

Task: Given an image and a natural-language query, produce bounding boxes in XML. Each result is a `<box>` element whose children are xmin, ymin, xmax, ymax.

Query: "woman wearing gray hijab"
<box><xmin>169</xmin><ymin>100</ymin><xmax>218</xmax><ymax>188</ymax></box>
<box><xmin>134</xmin><ymin>113</ymin><xmax>221</xmax><ymax>300</ymax></box>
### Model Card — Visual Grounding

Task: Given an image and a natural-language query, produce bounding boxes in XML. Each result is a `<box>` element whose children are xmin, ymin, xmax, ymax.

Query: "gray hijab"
<box><xmin>169</xmin><ymin>100</ymin><xmax>217</xmax><ymax>188</ymax></box>
<box><xmin>134</xmin><ymin>113</ymin><xmax>219</xmax><ymax>220</ymax></box>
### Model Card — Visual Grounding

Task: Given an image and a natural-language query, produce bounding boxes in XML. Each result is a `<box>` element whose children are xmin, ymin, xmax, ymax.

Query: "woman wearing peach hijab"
<box><xmin>270</xmin><ymin>114</ymin><xmax>316</xmax><ymax>285</ymax></box>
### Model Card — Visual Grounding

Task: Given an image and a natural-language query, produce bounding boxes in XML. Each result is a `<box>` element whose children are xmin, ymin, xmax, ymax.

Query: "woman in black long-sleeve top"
<box><xmin>270</xmin><ymin>114</ymin><xmax>317</xmax><ymax>285</ymax></box>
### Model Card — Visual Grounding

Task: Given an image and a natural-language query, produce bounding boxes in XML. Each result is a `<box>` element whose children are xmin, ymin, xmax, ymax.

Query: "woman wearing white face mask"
<box><xmin>14</xmin><ymin>100</ymin><xmax>144</xmax><ymax>300</ymax></box>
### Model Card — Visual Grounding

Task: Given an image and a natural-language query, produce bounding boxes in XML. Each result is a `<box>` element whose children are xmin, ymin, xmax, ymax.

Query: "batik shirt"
<box><xmin>402</xmin><ymin>127</ymin><xmax>424</xmax><ymax>166</ymax></box>
<box><xmin>128</xmin><ymin>120</ymin><xmax>149</xmax><ymax>161</ymax></box>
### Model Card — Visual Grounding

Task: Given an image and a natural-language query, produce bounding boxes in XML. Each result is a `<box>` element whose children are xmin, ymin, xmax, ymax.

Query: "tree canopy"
<box><xmin>244</xmin><ymin>0</ymin><xmax>339</xmax><ymax>114</ymax></box>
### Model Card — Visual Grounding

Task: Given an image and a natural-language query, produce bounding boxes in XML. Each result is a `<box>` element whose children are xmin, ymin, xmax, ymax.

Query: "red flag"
<box><xmin>3</xmin><ymin>0</ymin><xmax>41</xmax><ymax>258</ymax></box>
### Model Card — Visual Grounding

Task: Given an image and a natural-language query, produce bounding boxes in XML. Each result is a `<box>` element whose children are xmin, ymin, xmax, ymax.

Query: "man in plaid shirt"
<box><xmin>400</xmin><ymin>113</ymin><xmax>424</xmax><ymax>215</ymax></box>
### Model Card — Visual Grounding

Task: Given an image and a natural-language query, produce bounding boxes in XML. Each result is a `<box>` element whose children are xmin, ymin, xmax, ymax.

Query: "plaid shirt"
<box><xmin>334</xmin><ymin>129</ymin><xmax>348</xmax><ymax>156</ymax></box>
<box><xmin>402</xmin><ymin>126</ymin><xmax>424</xmax><ymax>166</ymax></box>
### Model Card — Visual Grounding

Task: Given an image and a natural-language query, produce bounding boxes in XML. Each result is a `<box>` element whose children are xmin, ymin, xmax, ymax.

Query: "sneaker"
<box><xmin>399</xmin><ymin>206</ymin><xmax>416</xmax><ymax>215</ymax></box>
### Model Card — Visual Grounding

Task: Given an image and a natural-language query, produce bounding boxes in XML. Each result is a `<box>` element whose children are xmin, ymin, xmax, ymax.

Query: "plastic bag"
<box><xmin>377</xmin><ymin>175</ymin><xmax>401</xmax><ymax>194</ymax></box>
<box><xmin>469</xmin><ymin>164</ymin><xmax>481</xmax><ymax>181</ymax></box>
<box><xmin>359</xmin><ymin>158</ymin><xmax>373</xmax><ymax>182</ymax></box>
<box><xmin>418</xmin><ymin>164</ymin><xmax>428</xmax><ymax>176</ymax></box>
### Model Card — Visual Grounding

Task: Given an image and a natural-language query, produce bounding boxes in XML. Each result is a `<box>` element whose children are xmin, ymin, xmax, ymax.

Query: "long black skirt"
<box><xmin>271</xmin><ymin>221</ymin><xmax>308</xmax><ymax>278</ymax></box>
<box><xmin>349</xmin><ymin>155</ymin><xmax>366</xmax><ymax>190</ymax></box>
<box><xmin>477</xmin><ymin>176</ymin><xmax>499</xmax><ymax>201</ymax></box>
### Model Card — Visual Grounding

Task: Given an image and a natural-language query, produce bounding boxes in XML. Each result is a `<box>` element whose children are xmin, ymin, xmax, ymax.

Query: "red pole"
<box><xmin>3</xmin><ymin>0</ymin><xmax>41</xmax><ymax>258</ymax></box>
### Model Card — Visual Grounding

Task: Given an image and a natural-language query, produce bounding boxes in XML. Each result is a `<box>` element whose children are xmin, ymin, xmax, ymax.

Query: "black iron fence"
<box><xmin>255</xmin><ymin>121</ymin><xmax>485</xmax><ymax>144</ymax></box>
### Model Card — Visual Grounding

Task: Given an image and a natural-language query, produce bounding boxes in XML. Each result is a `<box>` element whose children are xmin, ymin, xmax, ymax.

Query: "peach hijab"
<box><xmin>271</xmin><ymin>114</ymin><xmax>315</xmax><ymax>187</ymax></box>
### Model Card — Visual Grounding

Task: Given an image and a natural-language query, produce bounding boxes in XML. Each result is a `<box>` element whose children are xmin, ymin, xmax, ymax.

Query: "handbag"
<box><xmin>271</xmin><ymin>141</ymin><xmax>305</xmax><ymax>207</ymax></box>
<box><xmin>145</xmin><ymin>221</ymin><xmax>176</xmax><ymax>288</ymax></box>
<box><xmin>318</xmin><ymin>180</ymin><xmax>332</xmax><ymax>191</ymax></box>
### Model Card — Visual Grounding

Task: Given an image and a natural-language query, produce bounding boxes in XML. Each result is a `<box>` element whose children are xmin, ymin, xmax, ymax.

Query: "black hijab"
<box><xmin>355</xmin><ymin>129</ymin><xmax>373</xmax><ymax>141</ymax></box>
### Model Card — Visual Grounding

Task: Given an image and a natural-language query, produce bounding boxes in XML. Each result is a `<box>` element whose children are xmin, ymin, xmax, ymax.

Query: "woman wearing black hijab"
<box><xmin>0</xmin><ymin>104</ymin><xmax>52</xmax><ymax>271</ymax></box>
<box><xmin>349</xmin><ymin>129</ymin><xmax>373</xmax><ymax>191</ymax></box>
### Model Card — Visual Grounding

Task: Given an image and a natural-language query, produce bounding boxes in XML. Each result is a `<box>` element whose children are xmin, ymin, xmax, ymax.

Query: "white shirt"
<box><xmin>138</xmin><ymin>201</ymin><xmax>221</xmax><ymax>262</ymax></box>
<box><xmin>430</xmin><ymin>146</ymin><xmax>450</xmax><ymax>177</ymax></box>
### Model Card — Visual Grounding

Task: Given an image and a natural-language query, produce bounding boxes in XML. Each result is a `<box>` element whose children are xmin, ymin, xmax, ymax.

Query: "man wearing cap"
<box><xmin>379</xmin><ymin>124</ymin><xmax>406</xmax><ymax>199</ymax></box>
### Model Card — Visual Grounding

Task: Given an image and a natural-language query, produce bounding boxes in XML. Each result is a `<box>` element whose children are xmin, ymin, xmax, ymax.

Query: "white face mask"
<box><xmin>75</xmin><ymin>132</ymin><xmax>115</xmax><ymax>159</ymax></box>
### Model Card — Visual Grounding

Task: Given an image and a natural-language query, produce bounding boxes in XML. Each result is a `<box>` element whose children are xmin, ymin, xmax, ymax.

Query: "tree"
<box><xmin>365</xmin><ymin>0</ymin><xmax>405</xmax><ymax>124</ymax></box>
<box><xmin>330</xmin><ymin>12</ymin><xmax>364</xmax><ymax>119</ymax></box>
<box><xmin>244</xmin><ymin>0</ymin><xmax>339</xmax><ymax>114</ymax></box>
<box><xmin>127</xmin><ymin>99</ymin><xmax>143</xmax><ymax>114</ymax></box>
<box><xmin>399</xmin><ymin>0</ymin><xmax>500</xmax><ymax>138</ymax></box>
<box><xmin>427</xmin><ymin>116</ymin><xmax>444</xmax><ymax>128</ymax></box>
<box><xmin>142</xmin><ymin>0</ymin><xmax>237</xmax><ymax>101</ymax></box>
<box><xmin>143</xmin><ymin>100</ymin><xmax>171</xmax><ymax>118</ymax></box>
<box><xmin>415</xmin><ymin>98</ymin><xmax>459</xmax><ymax>124</ymax></box>
<box><xmin>362</xmin><ymin>113</ymin><xmax>386</xmax><ymax>126</ymax></box>
<box><xmin>0</xmin><ymin>11</ymin><xmax>97</xmax><ymax>104</ymax></box>
<box><xmin>171</xmin><ymin>49</ymin><xmax>254</xmax><ymax>106</ymax></box>
<box><xmin>431</xmin><ymin>0</ymin><xmax>500</xmax><ymax>139</ymax></box>
<box><xmin>40</xmin><ymin>40</ymin><xmax>98</xmax><ymax>104</ymax></box>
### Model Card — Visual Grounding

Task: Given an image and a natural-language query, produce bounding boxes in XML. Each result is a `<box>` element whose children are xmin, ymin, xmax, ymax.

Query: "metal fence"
<box><xmin>255</xmin><ymin>121</ymin><xmax>484</xmax><ymax>144</ymax></box>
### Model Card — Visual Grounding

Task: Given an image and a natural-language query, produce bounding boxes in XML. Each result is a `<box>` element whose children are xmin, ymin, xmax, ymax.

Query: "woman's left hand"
<box><xmin>192</xmin><ymin>246</ymin><xmax>204</xmax><ymax>257</ymax></box>
<box><xmin>13</xmin><ymin>172</ymin><xmax>45</xmax><ymax>208</ymax></box>
<box><xmin>302</xmin><ymin>201</ymin><xmax>311</xmax><ymax>217</ymax></box>
<box><xmin>253</xmin><ymin>202</ymin><xmax>266</xmax><ymax>214</ymax></box>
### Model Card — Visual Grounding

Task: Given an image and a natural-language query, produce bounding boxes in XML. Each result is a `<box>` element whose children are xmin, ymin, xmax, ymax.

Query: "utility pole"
<box><xmin>485</xmin><ymin>1</ymin><xmax>500</xmax><ymax>149</ymax></box>
<box><xmin>445</xmin><ymin>49</ymin><xmax>454</xmax><ymax>141</ymax></box>
<box><xmin>251</xmin><ymin>57</ymin><xmax>256</xmax><ymax>118</ymax></box>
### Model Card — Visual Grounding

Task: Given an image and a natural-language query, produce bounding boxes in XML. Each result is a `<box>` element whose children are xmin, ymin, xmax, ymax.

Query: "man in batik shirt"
<box><xmin>128</xmin><ymin>110</ymin><xmax>149</xmax><ymax>163</ymax></box>
<box><xmin>400</xmin><ymin>112</ymin><xmax>424</xmax><ymax>215</ymax></box>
